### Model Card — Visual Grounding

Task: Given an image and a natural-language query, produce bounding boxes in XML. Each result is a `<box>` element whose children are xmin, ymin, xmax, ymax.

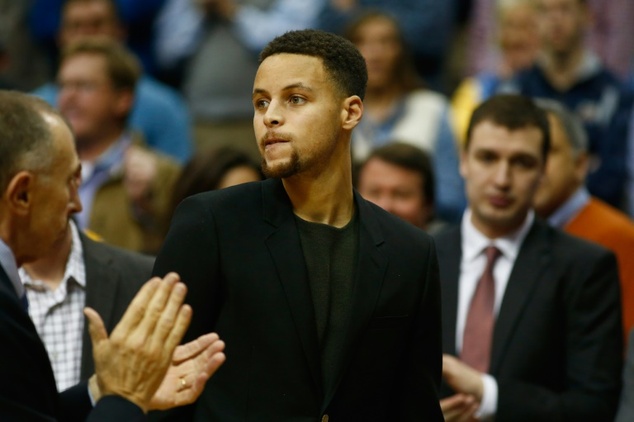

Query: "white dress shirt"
<box><xmin>457</xmin><ymin>209</ymin><xmax>534</xmax><ymax>420</ymax></box>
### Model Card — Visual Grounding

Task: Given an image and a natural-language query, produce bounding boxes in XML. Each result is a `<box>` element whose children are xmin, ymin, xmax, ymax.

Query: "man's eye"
<box><xmin>254</xmin><ymin>99</ymin><xmax>269</xmax><ymax>109</ymax></box>
<box><xmin>289</xmin><ymin>96</ymin><xmax>305</xmax><ymax>105</ymax></box>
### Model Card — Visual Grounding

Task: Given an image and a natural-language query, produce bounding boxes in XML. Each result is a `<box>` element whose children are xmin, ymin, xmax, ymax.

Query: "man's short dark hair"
<box><xmin>0</xmin><ymin>91</ymin><xmax>58</xmax><ymax>192</ymax></box>
<box><xmin>259</xmin><ymin>29</ymin><xmax>367</xmax><ymax>100</ymax></box>
<box><xmin>465</xmin><ymin>94</ymin><xmax>551</xmax><ymax>159</ymax></box>
<box><xmin>63</xmin><ymin>0</ymin><xmax>123</xmax><ymax>26</ymax></box>
<box><xmin>60</xmin><ymin>37</ymin><xmax>141</xmax><ymax>92</ymax></box>
<box><xmin>357</xmin><ymin>142</ymin><xmax>436</xmax><ymax>207</ymax></box>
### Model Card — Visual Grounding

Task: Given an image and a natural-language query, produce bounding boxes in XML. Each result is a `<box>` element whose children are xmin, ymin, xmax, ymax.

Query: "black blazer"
<box><xmin>79</xmin><ymin>233</ymin><xmax>154</xmax><ymax>380</ymax></box>
<box><xmin>435</xmin><ymin>219</ymin><xmax>623</xmax><ymax>422</ymax></box>
<box><xmin>153</xmin><ymin>178</ymin><xmax>443</xmax><ymax>421</ymax></box>
<box><xmin>0</xmin><ymin>262</ymin><xmax>144</xmax><ymax>421</ymax></box>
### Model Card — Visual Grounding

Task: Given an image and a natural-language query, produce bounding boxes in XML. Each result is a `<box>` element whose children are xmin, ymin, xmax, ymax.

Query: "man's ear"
<box><xmin>574</xmin><ymin>151</ymin><xmax>590</xmax><ymax>183</ymax></box>
<box><xmin>5</xmin><ymin>171</ymin><xmax>35</xmax><ymax>215</ymax></box>
<box><xmin>459</xmin><ymin>149</ymin><xmax>468</xmax><ymax>179</ymax></box>
<box><xmin>341</xmin><ymin>95</ymin><xmax>363</xmax><ymax>130</ymax></box>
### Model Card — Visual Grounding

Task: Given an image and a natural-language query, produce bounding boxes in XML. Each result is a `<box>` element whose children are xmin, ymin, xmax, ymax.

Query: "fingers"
<box><xmin>84</xmin><ymin>307</ymin><xmax>108</xmax><ymax>346</ymax></box>
<box><xmin>160</xmin><ymin>303</ymin><xmax>193</xmax><ymax>357</ymax></box>
<box><xmin>441</xmin><ymin>394</ymin><xmax>478</xmax><ymax>422</ymax></box>
<box><xmin>138</xmin><ymin>273</ymin><xmax>182</xmax><ymax>342</ymax></box>
<box><xmin>112</xmin><ymin>277</ymin><xmax>161</xmax><ymax>336</ymax></box>
<box><xmin>146</xmin><ymin>277</ymin><xmax>188</xmax><ymax>352</ymax></box>
<box><xmin>199</xmin><ymin>339</ymin><xmax>226</xmax><ymax>378</ymax></box>
<box><xmin>172</xmin><ymin>333</ymin><xmax>220</xmax><ymax>364</ymax></box>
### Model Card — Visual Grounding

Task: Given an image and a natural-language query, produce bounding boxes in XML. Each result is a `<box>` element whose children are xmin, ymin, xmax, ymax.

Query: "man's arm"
<box><xmin>153</xmin><ymin>195</ymin><xmax>222</xmax><ymax>343</ymax></box>
<box><xmin>393</xmin><ymin>238</ymin><xmax>444</xmax><ymax>420</ymax></box>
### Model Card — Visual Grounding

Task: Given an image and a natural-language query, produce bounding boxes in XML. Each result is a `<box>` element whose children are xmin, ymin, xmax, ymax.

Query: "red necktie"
<box><xmin>461</xmin><ymin>246</ymin><xmax>501</xmax><ymax>372</ymax></box>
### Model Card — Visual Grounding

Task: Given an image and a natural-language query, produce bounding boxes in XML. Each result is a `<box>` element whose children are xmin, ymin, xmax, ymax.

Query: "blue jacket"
<box><xmin>504</xmin><ymin>59</ymin><xmax>633</xmax><ymax>207</ymax></box>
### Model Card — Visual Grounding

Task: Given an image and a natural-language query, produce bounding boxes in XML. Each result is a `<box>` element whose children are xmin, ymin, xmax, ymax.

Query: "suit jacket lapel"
<box><xmin>490</xmin><ymin>220</ymin><xmax>551</xmax><ymax>374</ymax></box>
<box><xmin>80</xmin><ymin>234</ymin><xmax>120</xmax><ymax>380</ymax></box>
<box><xmin>321</xmin><ymin>192</ymin><xmax>388</xmax><ymax>409</ymax></box>
<box><xmin>436</xmin><ymin>227</ymin><xmax>462</xmax><ymax>356</ymax></box>
<box><xmin>262</xmin><ymin>179</ymin><xmax>323</xmax><ymax>397</ymax></box>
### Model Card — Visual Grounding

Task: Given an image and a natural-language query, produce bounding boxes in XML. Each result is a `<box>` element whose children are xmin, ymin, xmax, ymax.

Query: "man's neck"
<box><xmin>283</xmin><ymin>162</ymin><xmax>355</xmax><ymax>228</ymax></box>
<box><xmin>21</xmin><ymin>229</ymin><xmax>72</xmax><ymax>291</ymax></box>
<box><xmin>541</xmin><ymin>46</ymin><xmax>586</xmax><ymax>91</ymax></box>
<box><xmin>76</xmin><ymin>129</ymin><xmax>125</xmax><ymax>163</ymax></box>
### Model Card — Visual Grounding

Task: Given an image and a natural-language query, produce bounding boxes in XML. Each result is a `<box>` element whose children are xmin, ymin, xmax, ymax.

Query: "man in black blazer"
<box><xmin>0</xmin><ymin>90</ymin><xmax>225</xmax><ymax>420</ymax></box>
<box><xmin>154</xmin><ymin>29</ymin><xmax>443</xmax><ymax>421</ymax></box>
<box><xmin>435</xmin><ymin>94</ymin><xmax>622</xmax><ymax>421</ymax></box>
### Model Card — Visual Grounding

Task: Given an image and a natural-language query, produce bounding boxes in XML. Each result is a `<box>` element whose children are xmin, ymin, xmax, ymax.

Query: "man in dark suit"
<box><xmin>0</xmin><ymin>90</ymin><xmax>226</xmax><ymax>420</ymax></box>
<box><xmin>435</xmin><ymin>94</ymin><xmax>622</xmax><ymax>422</ymax></box>
<box><xmin>154</xmin><ymin>29</ymin><xmax>443</xmax><ymax>421</ymax></box>
<box><xmin>20</xmin><ymin>220</ymin><xmax>154</xmax><ymax>389</ymax></box>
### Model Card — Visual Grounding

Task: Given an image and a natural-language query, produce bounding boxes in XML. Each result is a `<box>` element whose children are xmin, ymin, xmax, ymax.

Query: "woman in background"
<box><xmin>167</xmin><ymin>145</ymin><xmax>263</xmax><ymax>226</ymax></box>
<box><xmin>344</xmin><ymin>10</ymin><xmax>465</xmax><ymax>222</ymax></box>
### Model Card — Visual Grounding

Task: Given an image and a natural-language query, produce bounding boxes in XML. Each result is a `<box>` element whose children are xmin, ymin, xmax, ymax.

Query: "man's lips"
<box><xmin>488</xmin><ymin>195</ymin><xmax>512</xmax><ymax>207</ymax></box>
<box><xmin>263</xmin><ymin>138</ymin><xmax>289</xmax><ymax>150</ymax></box>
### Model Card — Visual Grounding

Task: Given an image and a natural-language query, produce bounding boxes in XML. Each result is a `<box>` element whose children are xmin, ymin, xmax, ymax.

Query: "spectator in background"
<box><xmin>0</xmin><ymin>0</ymin><xmax>53</xmax><ymax>91</ymax></box>
<box><xmin>28</xmin><ymin>0</ymin><xmax>165</xmax><ymax>75</ymax></box>
<box><xmin>356</xmin><ymin>142</ymin><xmax>446</xmax><ymax>234</ymax></box>
<box><xmin>32</xmin><ymin>0</ymin><xmax>193</xmax><ymax>163</ymax></box>
<box><xmin>532</xmin><ymin>98</ymin><xmax>634</xmax><ymax>343</ymax></box>
<box><xmin>57</xmin><ymin>38</ymin><xmax>180</xmax><ymax>254</ymax></box>
<box><xmin>462</xmin><ymin>0</ymin><xmax>634</xmax><ymax>81</ymax></box>
<box><xmin>177</xmin><ymin>0</ymin><xmax>322</xmax><ymax>162</ymax></box>
<box><xmin>318</xmin><ymin>0</ymin><xmax>456</xmax><ymax>93</ymax></box>
<box><xmin>343</xmin><ymin>11</ymin><xmax>465</xmax><ymax>223</ymax></box>
<box><xmin>501</xmin><ymin>0</ymin><xmax>633</xmax><ymax>209</ymax></box>
<box><xmin>167</xmin><ymin>145</ymin><xmax>263</xmax><ymax>226</ymax></box>
<box><xmin>586</xmin><ymin>0</ymin><xmax>634</xmax><ymax>81</ymax></box>
<box><xmin>452</xmin><ymin>0</ymin><xmax>540</xmax><ymax>144</ymax></box>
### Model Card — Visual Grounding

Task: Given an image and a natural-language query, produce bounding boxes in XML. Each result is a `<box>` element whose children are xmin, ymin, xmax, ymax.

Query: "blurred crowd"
<box><xmin>2</xmin><ymin>0</ymin><xmax>634</xmax><ymax>420</ymax></box>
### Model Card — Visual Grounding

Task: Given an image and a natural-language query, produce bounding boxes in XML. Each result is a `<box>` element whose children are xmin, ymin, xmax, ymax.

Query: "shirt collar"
<box><xmin>547</xmin><ymin>187</ymin><xmax>590</xmax><ymax>229</ymax></box>
<box><xmin>19</xmin><ymin>221</ymin><xmax>86</xmax><ymax>290</ymax></box>
<box><xmin>65</xmin><ymin>220</ymin><xmax>86</xmax><ymax>288</ymax></box>
<box><xmin>0</xmin><ymin>238</ymin><xmax>23</xmax><ymax>297</ymax></box>
<box><xmin>81</xmin><ymin>132</ymin><xmax>132</xmax><ymax>182</ymax></box>
<box><xmin>462</xmin><ymin>208</ymin><xmax>535</xmax><ymax>263</ymax></box>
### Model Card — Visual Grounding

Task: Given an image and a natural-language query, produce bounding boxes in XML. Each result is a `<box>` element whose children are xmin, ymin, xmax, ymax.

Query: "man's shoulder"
<box><xmin>430</xmin><ymin>223</ymin><xmax>461</xmax><ymax>247</ymax></box>
<box><xmin>190</xmin><ymin>180</ymin><xmax>266</xmax><ymax>204</ymax></box>
<box><xmin>566</xmin><ymin>198</ymin><xmax>634</xmax><ymax>253</ymax></box>
<box><xmin>357</xmin><ymin>196</ymin><xmax>434</xmax><ymax>246</ymax></box>
<box><xmin>531</xmin><ymin>218</ymin><xmax>615</xmax><ymax>263</ymax></box>
<box><xmin>81</xmin><ymin>233</ymin><xmax>154</xmax><ymax>273</ymax></box>
<box><xmin>177</xmin><ymin>180</ymin><xmax>271</xmax><ymax>220</ymax></box>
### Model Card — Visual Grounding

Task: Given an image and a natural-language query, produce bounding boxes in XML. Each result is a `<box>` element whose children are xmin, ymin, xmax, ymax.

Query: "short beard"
<box><xmin>261</xmin><ymin>149</ymin><xmax>301</xmax><ymax>179</ymax></box>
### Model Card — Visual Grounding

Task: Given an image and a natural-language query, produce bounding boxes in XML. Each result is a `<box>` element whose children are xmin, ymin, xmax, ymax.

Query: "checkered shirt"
<box><xmin>20</xmin><ymin>222</ymin><xmax>86</xmax><ymax>392</ymax></box>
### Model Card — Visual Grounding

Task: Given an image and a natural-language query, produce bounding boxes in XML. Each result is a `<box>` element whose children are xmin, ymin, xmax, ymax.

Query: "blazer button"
<box><xmin>321</xmin><ymin>415</ymin><xmax>329</xmax><ymax>422</ymax></box>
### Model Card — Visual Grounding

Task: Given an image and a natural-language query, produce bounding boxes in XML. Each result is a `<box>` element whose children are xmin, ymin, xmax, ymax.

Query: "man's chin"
<box><xmin>262</xmin><ymin>158</ymin><xmax>300</xmax><ymax>179</ymax></box>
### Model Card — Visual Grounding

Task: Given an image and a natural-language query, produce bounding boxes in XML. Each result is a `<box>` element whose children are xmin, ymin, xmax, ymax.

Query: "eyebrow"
<box><xmin>252</xmin><ymin>82</ymin><xmax>314</xmax><ymax>97</ymax></box>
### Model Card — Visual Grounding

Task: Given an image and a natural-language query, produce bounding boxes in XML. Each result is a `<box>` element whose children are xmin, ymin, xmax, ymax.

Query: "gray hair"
<box><xmin>533</xmin><ymin>97</ymin><xmax>588</xmax><ymax>156</ymax></box>
<box><xmin>0</xmin><ymin>91</ymin><xmax>58</xmax><ymax>192</ymax></box>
